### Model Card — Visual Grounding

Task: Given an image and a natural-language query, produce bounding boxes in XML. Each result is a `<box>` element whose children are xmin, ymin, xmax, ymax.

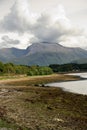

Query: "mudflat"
<box><xmin>0</xmin><ymin>74</ymin><xmax>87</xmax><ymax>130</ymax></box>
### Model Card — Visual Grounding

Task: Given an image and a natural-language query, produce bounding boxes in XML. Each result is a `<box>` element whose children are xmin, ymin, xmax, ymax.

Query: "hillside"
<box><xmin>0</xmin><ymin>42</ymin><xmax>87</xmax><ymax>65</ymax></box>
<box><xmin>72</xmin><ymin>58</ymin><xmax>87</xmax><ymax>64</ymax></box>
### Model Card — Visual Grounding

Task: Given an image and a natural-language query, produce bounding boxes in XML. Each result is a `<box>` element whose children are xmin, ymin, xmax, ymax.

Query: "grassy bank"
<box><xmin>3</xmin><ymin>74</ymin><xmax>80</xmax><ymax>87</ymax></box>
<box><xmin>0</xmin><ymin>74</ymin><xmax>87</xmax><ymax>130</ymax></box>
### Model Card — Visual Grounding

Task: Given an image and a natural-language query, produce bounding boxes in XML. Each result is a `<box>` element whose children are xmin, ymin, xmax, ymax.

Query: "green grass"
<box><xmin>0</xmin><ymin>119</ymin><xmax>17</xmax><ymax>129</ymax></box>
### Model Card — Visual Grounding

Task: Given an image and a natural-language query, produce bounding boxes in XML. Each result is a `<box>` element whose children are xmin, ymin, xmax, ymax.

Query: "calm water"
<box><xmin>46</xmin><ymin>73</ymin><xmax>87</xmax><ymax>95</ymax></box>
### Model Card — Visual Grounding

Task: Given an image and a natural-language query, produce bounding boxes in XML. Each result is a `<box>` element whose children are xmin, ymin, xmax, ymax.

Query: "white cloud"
<box><xmin>0</xmin><ymin>0</ymin><xmax>37</xmax><ymax>32</ymax></box>
<box><xmin>0</xmin><ymin>0</ymin><xmax>87</xmax><ymax>49</ymax></box>
<box><xmin>58</xmin><ymin>32</ymin><xmax>87</xmax><ymax>49</ymax></box>
<box><xmin>29</xmin><ymin>5</ymin><xmax>87</xmax><ymax>49</ymax></box>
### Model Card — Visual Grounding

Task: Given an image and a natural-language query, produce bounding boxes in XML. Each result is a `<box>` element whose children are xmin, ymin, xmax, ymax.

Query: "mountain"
<box><xmin>0</xmin><ymin>47</ymin><xmax>26</xmax><ymax>62</ymax></box>
<box><xmin>0</xmin><ymin>42</ymin><xmax>87</xmax><ymax>65</ymax></box>
<box><xmin>72</xmin><ymin>58</ymin><xmax>87</xmax><ymax>64</ymax></box>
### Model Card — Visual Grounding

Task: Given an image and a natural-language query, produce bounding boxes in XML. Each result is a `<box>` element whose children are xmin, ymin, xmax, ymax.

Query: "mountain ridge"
<box><xmin>0</xmin><ymin>42</ymin><xmax>87</xmax><ymax>65</ymax></box>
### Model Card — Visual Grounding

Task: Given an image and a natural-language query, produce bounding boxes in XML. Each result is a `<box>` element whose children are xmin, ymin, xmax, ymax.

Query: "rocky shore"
<box><xmin>0</xmin><ymin>74</ymin><xmax>86</xmax><ymax>130</ymax></box>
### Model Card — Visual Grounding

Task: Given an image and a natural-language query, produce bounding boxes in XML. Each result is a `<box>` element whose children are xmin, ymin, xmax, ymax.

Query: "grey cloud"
<box><xmin>2</xmin><ymin>35</ymin><xmax>19</xmax><ymax>44</ymax></box>
<box><xmin>30</xmin><ymin>13</ymin><xmax>69</xmax><ymax>43</ymax></box>
<box><xmin>0</xmin><ymin>35</ymin><xmax>20</xmax><ymax>48</ymax></box>
<box><xmin>0</xmin><ymin>1</ymin><xmax>68</xmax><ymax>43</ymax></box>
<box><xmin>0</xmin><ymin>0</ymin><xmax>87</xmax><ymax>49</ymax></box>
<box><xmin>0</xmin><ymin>0</ymin><xmax>6</xmax><ymax>3</ymax></box>
<box><xmin>1</xmin><ymin>14</ymin><xmax>22</xmax><ymax>32</ymax></box>
<box><xmin>31</xmin><ymin>26</ymin><xmax>61</xmax><ymax>43</ymax></box>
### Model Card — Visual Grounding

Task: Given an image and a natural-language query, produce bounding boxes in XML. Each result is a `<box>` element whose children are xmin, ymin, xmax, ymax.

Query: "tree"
<box><xmin>0</xmin><ymin>61</ymin><xmax>4</xmax><ymax>74</ymax></box>
<box><xmin>4</xmin><ymin>63</ymin><xmax>15</xmax><ymax>74</ymax></box>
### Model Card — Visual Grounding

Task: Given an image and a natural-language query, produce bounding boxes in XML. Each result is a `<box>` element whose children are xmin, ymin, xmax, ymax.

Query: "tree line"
<box><xmin>1</xmin><ymin>61</ymin><xmax>86</xmax><ymax>76</ymax></box>
<box><xmin>0</xmin><ymin>61</ymin><xmax>53</xmax><ymax>76</ymax></box>
<box><xmin>49</xmin><ymin>63</ymin><xmax>87</xmax><ymax>72</ymax></box>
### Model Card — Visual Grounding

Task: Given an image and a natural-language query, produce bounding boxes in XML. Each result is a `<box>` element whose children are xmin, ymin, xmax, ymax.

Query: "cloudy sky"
<box><xmin>0</xmin><ymin>0</ymin><xmax>87</xmax><ymax>49</ymax></box>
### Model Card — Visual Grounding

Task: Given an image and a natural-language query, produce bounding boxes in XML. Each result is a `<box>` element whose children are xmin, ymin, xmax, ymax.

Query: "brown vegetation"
<box><xmin>0</xmin><ymin>74</ymin><xmax>87</xmax><ymax>130</ymax></box>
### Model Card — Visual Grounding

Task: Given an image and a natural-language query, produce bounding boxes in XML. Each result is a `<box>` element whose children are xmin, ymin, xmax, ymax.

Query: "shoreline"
<box><xmin>45</xmin><ymin>73</ymin><xmax>87</xmax><ymax>96</ymax></box>
<box><xmin>0</xmin><ymin>73</ymin><xmax>87</xmax><ymax>129</ymax></box>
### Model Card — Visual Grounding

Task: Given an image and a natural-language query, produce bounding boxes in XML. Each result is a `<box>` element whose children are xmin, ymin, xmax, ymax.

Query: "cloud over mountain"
<box><xmin>0</xmin><ymin>0</ymin><xmax>87</xmax><ymax>49</ymax></box>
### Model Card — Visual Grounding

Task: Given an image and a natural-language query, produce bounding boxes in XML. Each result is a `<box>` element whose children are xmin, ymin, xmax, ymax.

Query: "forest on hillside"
<box><xmin>49</xmin><ymin>63</ymin><xmax>87</xmax><ymax>72</ymax></box>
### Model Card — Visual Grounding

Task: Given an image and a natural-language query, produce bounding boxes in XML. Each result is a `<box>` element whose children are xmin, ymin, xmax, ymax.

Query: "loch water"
<box><xmin>46</xmin><ymin>73</ymin><xmax>87</xmax><ymax>95</ymax></box>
